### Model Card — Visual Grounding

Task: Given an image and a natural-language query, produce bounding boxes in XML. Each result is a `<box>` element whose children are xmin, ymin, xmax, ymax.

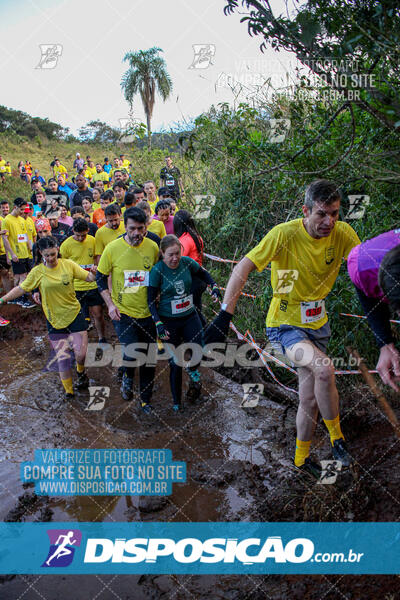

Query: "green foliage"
<box><xmin>0</xmin><ymin>105</ymin><xmax>66</xmax><ymax>140</ymax></box>
<box><xmin>78</xmin><ymin>120</ymin><xmax>121</xmax><ymax>145</ymax></box>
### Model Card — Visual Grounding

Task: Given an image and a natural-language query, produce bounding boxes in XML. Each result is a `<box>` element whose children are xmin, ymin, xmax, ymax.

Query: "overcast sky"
<box><xmin>0</xmin><ymin>0</ymin><xmax>296</xmax><ymax>135</ymax></box>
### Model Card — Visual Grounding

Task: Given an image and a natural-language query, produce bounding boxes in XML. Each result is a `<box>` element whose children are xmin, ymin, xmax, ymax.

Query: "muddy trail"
<box><xmin>0</xmin><ymin>306</ymin><xmax>399</xmax><ymax>599</ymax></box>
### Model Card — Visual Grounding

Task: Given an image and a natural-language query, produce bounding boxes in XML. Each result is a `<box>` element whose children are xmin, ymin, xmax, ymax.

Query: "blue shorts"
<box><xmin>266</xmin><ymin>322</ymin><xmax>331</xmax><ymax>355</ymax></box>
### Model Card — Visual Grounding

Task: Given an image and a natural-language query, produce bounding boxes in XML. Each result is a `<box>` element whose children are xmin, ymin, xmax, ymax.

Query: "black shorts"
<box><xmin>12</xmin><ymin>258</ymin><xmax>31</xmax><ymax>275</ymax></box>
<box><xmin>0</xmin><ymin>254</ymin><xmax>10</xmax><ymax>270</ymax></box>
<box><xmin>75</xmin><ymin>288</ymin><xmax>104</xmax><ymax>308</ymax></box>
<box><xmin>46</xmin><ymin>309</ymin><xmax>88</xmax><ymax>334</ymax></box>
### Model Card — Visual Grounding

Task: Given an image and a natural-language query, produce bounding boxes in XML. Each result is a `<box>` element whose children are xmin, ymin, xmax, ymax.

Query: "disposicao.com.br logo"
<box><xmin>82</xmin><ymin>536</ymin><xmax>362</xmax><ymax>565</ymax></box>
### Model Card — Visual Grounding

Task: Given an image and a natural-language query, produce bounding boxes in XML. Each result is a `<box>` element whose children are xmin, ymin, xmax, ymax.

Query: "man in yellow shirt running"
<box><xmin>206</xmin><ymin>180</ymin><xmax>361</xmax><ymax>477</ymax></box>
<box><xmin>60</xmin><ymin>218</ymin><xmax>106</xmax><ymax>345</ymax></box>
<box><xmin>94</xmin><ymin>203</ymin><xmax>125</xmax><ymax>262</ymax></box>
<box><xmin>96</xmin><ymin>207</ymin><xmax>159</xmax><ymax>412</ymax></box>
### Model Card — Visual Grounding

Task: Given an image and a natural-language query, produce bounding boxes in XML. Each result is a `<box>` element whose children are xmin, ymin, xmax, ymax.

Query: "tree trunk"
<box><xmin>146</xmin><ymin>113</ymin><xmax>151</xmax><ymax>150</ymax></box>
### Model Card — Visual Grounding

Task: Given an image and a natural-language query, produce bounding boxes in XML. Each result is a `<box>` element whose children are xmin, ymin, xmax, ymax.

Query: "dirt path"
<box><xmin>0</xmin><ymin>307</ymin><xmax>399</xmax><ymax>598</ymax></box>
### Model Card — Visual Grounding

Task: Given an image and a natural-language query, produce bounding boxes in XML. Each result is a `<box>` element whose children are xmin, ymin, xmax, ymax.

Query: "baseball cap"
<box><xmin>35</xmin><ymin>218</ymin><xmax>51</xmax><ymax>232</ymax></box>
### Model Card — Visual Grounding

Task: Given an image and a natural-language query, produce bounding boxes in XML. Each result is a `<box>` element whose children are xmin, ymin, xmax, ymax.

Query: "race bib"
<box><xmin>17</xmin><ymin>233</ymin><xmax>28</xmax><ymax>243</ymax></box>
<box><xmin>171</xmin><ymin>294</ymin><xmax>193</xmax><ymax>315</ymax></box>
<box><xmin>123</xmin><ymin>270</ymin><xmax>149</xmax><ymax>292</ymax></box>
<box><xmin>300</xmin><ymin>300</ymin><xmax>326</xmax><ymax>324</ymax></box>
<box><xmin>80</xmin><ymin>264</ymin><xmax>94</xmax><ymax>271</ymax></box>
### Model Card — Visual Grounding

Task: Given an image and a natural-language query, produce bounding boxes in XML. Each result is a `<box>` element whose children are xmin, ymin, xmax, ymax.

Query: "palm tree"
<box><xmin>121</xmin><ymin>47</ymin><xmax>172</xmax><ymax>150</ymax></box>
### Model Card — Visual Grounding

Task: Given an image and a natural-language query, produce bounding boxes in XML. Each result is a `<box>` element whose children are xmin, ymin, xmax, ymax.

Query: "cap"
<box><xmin>76</xmin><ymin>152</ymin><xmax>80</xmax><ymax>156</ymax></box>
<box><xmin>35</xmin><ymin>218</ymin><xmax>51</xmax><ymax>232</ymax></box>
<box><xmin>24</xmin><ymin>206</ymin><xmax>31</xmax><ymax>213</ymax></box>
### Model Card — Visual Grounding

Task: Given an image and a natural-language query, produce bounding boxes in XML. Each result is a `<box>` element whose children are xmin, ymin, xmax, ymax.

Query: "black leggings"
<box><xmin>162</xmin><ymin>311</ymin><xmax>203</xmax><ymax>405</ymax></box>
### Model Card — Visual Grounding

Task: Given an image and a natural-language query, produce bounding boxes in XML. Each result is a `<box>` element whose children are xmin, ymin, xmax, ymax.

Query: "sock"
<box><xmin>76</xmin><ymin>363</ymin><xmax>85</xmax><ymax>374</ymax></box>
<box><xmin>294</xmin><ymin>438</ymin><xmax>311</xmax><ymax>467</ymax></box>
<box><xmin>323</xmin><ymin>415</ymin><xmax>344</xmax><ymax>445</ymax></box>
<box><xmin>61</xmin><ymin>377</ymin><xmax>73</xmax><ymax>395</ymax></box>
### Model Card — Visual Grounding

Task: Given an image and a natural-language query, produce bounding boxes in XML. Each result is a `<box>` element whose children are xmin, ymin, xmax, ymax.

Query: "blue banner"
<box><xmin>0</xmin><ymin>522</ymin><xmax>398</xmax><ymax>574</ymax></box>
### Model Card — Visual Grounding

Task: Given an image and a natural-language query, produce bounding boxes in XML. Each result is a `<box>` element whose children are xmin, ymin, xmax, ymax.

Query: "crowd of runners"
<box><xmin>1</xmin><ymin>154</ymin><xmax>400</xmax><ymax>478</ymax></box>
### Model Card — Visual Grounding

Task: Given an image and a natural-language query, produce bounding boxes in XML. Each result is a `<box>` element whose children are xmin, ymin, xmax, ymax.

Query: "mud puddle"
<box><xmin>0</xmin><ymin>308</ymin><xmax>399</xmax><ymax>598</ymax></box>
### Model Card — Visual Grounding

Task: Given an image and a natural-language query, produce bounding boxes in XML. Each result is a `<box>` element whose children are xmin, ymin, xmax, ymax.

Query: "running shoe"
<box><xmin>332</xmin><ymin>438</ymin><xmax>353</xmax><ymax>467</ymax></box>
<box><xmin>172</xmin><ymin>403</ymin><xmax>183</xmax><ymax>413</ymax></box>
<box><xmin>65</xmin><ymin>392</ymin><xmax>75</xmax><ymax>400</ymax></box>
<box><xmin>15</xmin><ymin>299</ymin><xmax>26</xmax><ymax>307</ymax></box>
<box><xmin>117</xmin><ymin>366</ymin><xmax>125</xmax><ymax>382</ymax></box>
<box><xmin>22</xmin><ymin>300</ymin><xmax>36</xmax><ymax>309</ymax></box>
<box><xmin>294</xmin><ymin>458</ymin><xmax>322</xmax><ymax>479</ymax></box>
<box><xmin>120</xmin><ymin>374</ymin><xmax>133</xmax><ymax>401</ymax></box>
<box><xmin>75</xmin><ymin>371</ymin><xmax>89</xmax><ymax>390</ymax></box>
<box><xmin>141</xmin><ymin>402</ymin><xmax>152</xmax><ymax>414</ymax></box>
<box><xmin>185</xmin><ymin>379</ymin><xmax>202</xmax><ymax>402</ymax></box>
<box><xmin>0</xmin><ymin>316</ymin><xmax>9</xmax><ymax>326</ymax></box>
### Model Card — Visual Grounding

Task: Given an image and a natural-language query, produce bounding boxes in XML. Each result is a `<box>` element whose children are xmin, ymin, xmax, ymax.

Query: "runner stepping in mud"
<box><xmin>206</xmin><ymin>180</ymin><xmax>361</xmax><ymax>478</ymax></box>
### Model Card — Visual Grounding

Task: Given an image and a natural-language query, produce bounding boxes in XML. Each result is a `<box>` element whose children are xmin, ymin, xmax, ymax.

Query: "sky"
<box><xmin>0</xmin><ymin>0</ymin><xmax>296</xmax><ymax>135</ymax></box>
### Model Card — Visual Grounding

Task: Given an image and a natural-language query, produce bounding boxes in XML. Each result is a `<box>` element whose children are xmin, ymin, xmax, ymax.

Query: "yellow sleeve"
<box><xmin>95</xmin><ymin>230</ymin><xmax>104</xmax><ymax>256</ymax></box>
<box><xmin>59</xmin><ymin>239</ymin><xmax>69</xmax><ymax>258</ymax></box>
<box><xmin>19</xmin><ymin>267</ymin><xmax>41</xmax><ymax>292</ymax></box>
<box><xmin>341</xmin><ymin>223</ymin><xmax>361</xmax><ymax>259</ymax></box>
<box><xmin>159</xmin><ymin>222</ymin><xmax>166</xmax><ymax>238</ymax></box>
<box><xmin>245</xmin><ymin>226</ymin><xmax>283</xmax><ymax>272</ymax></box>
<box><xmin>97</xmin><ymin>245</ymin><xmax>111</xmax><ymax>276</ymax></box>
<box><xmin>69</xmin><ymin>259</ymin><xmax>90</xmax><ymax>281</ymax></box>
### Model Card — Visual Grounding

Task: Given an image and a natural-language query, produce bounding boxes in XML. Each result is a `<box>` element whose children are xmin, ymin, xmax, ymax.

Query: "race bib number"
<box><xmin>18</xmin><ymin>233</ymin><xmax>28</xmax><ymax>243</ymax></box>
<box><xmin>123</xmin><ymin>270</ymin><xmax>149</xmax><ymax>292</ymax></box>
<box><xmin>300</xmin><ymin>300</ymin><xmax>326</xmax><ymax>324</ymax></box>
<box><xmin>80</xmin><ymin>264</ymin><xmax>94</xmax><ymax>271</ymax></box>
<box><xmin>171</xmin><ymin>294</ymin><xmax>193</xmax><ymax>315</ymax></box>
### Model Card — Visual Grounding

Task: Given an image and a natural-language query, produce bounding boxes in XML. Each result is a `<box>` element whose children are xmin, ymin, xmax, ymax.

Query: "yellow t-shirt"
<box><xmin>246</xmin><ymin>218</ymin><xmax>361</xmax><ymax>329</ymax></box>
<box><xmin>92</xmin><ymin>172</ymin><xmax>110</xmax><ymax>187</ymax></box>
<box><xmin>54</xmin><ymin>164</ymin><xmax>68</xmax><ymax>178</ymax></box>
<box><xmin>5</xmin><ymin>166</ymin><xmax>11</xmax><ymax>174</ymax></box>
<box><xmin>148</xmin><ymin>198</ymin><xmax>158</xmax><ymax>215</ymax></box>
<box><xmin>60</xmin><ymin>235</ymin><xmax>97</xmax><ymax>291</ymax></box>
<box><xmin>147</xmin><ymin>219</ymin><xmax>166</xmax><ymax>238</ymax></box>
<box><xmin>94</xmin><ymin>222</ymin><xmax>125</xmax><ymax>256</ymax></box>
<box><xmin>0</xmin><ymin>159</ymin><xmax>6</xmax><ymax>172</ymax></box>
<box><xmin>20</xmin><ymin>259</ymin><xmax>88</xmax><ymax>328</ymax></box>
<box><xmin>3</xmin><ymin>214</ymin><xmax>29</xmax><ymax>259</ymax></box>
<box><xmin>121</xmin><ymin>159</ymin><xmax>131</xmax><ymax>172</ymax></box>
<box><xmin>97</xmin><ymin>236</ymin><xmax>158</xmax><ymax>318</ymax></box>
<box><xmin>0</xmin><ymin>216</ymin><xmax>5</xmax><ymax>255</ymax></box>
<box><xmin>24</xmin><ymin>216</ymin><xmax>36</xmax><ymax>258</ymax></box>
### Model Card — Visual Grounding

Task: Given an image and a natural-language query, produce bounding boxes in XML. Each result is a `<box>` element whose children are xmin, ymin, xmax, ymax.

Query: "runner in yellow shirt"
<box><xmin>53</xmin><ymin>158</ymin><xmax>68</xmax><ymax>180</ymax></box>
<box><xmin>92</xmin><ymin>164</ymin><xmax>110</xmax><ymax>189</ymax></box>
<box><xmin>96</xmin><ymin>206</ymin><xmax>158</xmax><ymax>411</ymax></box>
<box><xmin>2</xmin><ymin>198</ymin><xmax>35</xmax><ymax>308</ymax></box>
<box><xmin>206</xmin><ymin>179</ymin><xmax>361</xmax><ymax>477</ymax></box>
<box><xmin>94</xmin><ymin>203</ymin><xmax>125</xmax><ymax>260</ymax></box>
<box><xmin>22</xmin><ymin>205</ymin><xmax>37</xmax><ymax>263</ymax></box>
<box><xmin>120</xmin><ymin>154</ymin><xmax>131</xmax><ymax>172</ymax></box>
<box><xmin>0</xmin><ymin>215</ymin><xmax>11</xmax><ymax>325</ymax></box>
<box><xmin>0</xmin><ymin>236</ymin><xmax>97</xmax><ymax>397</ymax></box>
<box><xmin>143</xmin><ymin>181</ymin><xmax>159</xmax><ymax>214</ymax></box>
<box><xmin>60</xmin><ymin>218</ymin><xmax>106</xmax><ymax>345</ymax></box>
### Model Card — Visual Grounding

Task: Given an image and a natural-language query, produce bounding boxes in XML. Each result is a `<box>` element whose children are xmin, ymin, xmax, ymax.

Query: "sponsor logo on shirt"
<box><xmin>325</xmin><ymin>247</ymin><xmax>335</xmax><ymax>265</ymax></box>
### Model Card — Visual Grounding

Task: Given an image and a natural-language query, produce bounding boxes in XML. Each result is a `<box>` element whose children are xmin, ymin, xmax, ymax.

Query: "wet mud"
<box><xmin>0</xmin><ymin>306</ymin><xmax>399</xmax><ymax>598</ymax></box>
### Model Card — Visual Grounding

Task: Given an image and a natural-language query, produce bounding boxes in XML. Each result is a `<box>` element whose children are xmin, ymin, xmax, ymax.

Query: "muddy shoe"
<box><xmin>121</xmin><ymin>374</ymin><xmax>133</xmax><ymax>401</ymax></box>
<box><xmin>172</xmin><ymin>403</ymin><xmax>184</xmax><ymax>413</ymax></box>
<box><xmin>295</xmin><ymin>458</ymin><xmax>322</xmax><ymax>479</ymax></box>
<box><xmin>117</xmin><ymin>366</ymin><xmax>125</xmax><ymax>382</ymax></box>
<box><xmin>185</xmin><ymin>380</ymin><xmax>202</xmax><ymax>403</ymax></box>
<box><xmin>141</xmin><ymin>402</ymin><xmax>152</xmax><ymax>415</ymax></box>
<box><xmin>75</xmin><ymin>372</ymin><xmax>89</xmax><ymax>390</ymax></box>
<box><xmin>65</xmin><ymin>392</ymin><xmax>75</xmax><ymax>401</ymax></box>
<box><xmin>332</xmin><ymin>439</ymin><xmax>353</xmax><ymax>467</ymax></box>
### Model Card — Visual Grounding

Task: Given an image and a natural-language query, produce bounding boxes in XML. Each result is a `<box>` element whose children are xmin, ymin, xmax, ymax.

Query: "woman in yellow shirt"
<box><xmin>82</xmin><ymin>196</ymin><xmax>95</xmax><ymax>221</ymax></box>
<box><xmin>0</xmin><ymin>236</ymin><xmax>97</xmax><ymax>399</ymax></box>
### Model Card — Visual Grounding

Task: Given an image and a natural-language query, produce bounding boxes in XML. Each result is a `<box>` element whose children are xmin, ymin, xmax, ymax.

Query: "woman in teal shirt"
<box><xmin>148</xmin><ymin>235</ymin><xmax>221</xmax><ymax>411</ymax></box>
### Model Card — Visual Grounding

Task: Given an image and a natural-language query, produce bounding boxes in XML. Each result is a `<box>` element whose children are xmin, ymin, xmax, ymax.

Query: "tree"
<box><xmin>78</xmin><ymin>120</ymin><xmax>120</xmax><ymax>144</ymax></box>
<box><xmin>121</xmin><ymin>47</ymin><xmax>173</xmax><ymax>149</ymax></box>
<box><xmin>224</xmin><ymin>0</ymin><xmax>400</xmax><ymax>131</ymax></box>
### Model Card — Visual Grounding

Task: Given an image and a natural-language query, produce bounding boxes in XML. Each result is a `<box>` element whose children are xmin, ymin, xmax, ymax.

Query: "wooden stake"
<box><xmin>346</xmin><ymin>346</ymin><xmax>400</xmax><ymax>438</ymax></box>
